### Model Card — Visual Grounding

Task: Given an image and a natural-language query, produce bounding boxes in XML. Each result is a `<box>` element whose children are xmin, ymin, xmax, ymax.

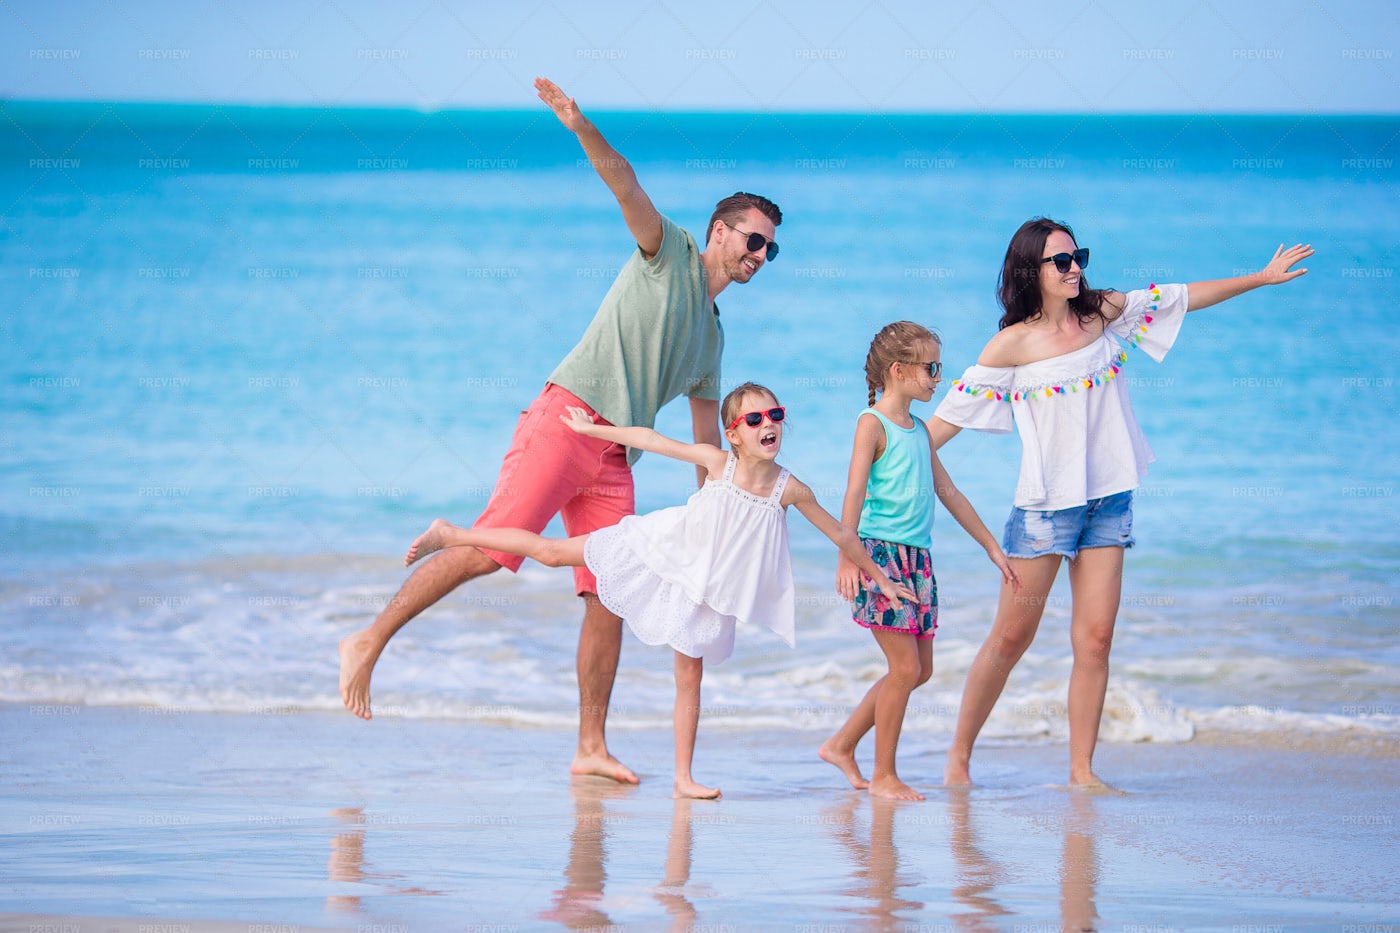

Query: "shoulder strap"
<box><xmin>769</xmin><ymin>468</ymin><xmax>791</xmax><ymax>503</ymax></box>
<box><xmin>722</xmin><ymin>450</ymin><xmax>737</xmax><ymax>482</ymax></box>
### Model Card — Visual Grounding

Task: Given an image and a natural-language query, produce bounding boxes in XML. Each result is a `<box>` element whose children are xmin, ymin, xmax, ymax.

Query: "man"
<box><xmin>338</xmin><ymin>77</ymin><xmax>783</xmax><ymax>784</ymax></box>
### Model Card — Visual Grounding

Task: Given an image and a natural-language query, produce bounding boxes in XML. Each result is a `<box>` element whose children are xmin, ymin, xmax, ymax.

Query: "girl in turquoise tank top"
<box><xmin>819</xmin><ymin>322</ymin><xmax>1021</xmax><ymax>800</ymax></box>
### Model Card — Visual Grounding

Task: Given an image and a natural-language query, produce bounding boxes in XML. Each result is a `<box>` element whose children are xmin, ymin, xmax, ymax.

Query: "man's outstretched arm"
<box><xmin>536</xmin><ymin>76</ymin><xmax>664</xmax><ymax>258</ymax></box>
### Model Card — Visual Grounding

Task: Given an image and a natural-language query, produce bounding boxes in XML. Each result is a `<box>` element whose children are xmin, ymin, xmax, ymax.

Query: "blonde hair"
<box><xmin>864</xmin><ymin>321</ymin><xmax>941</xmax><ymax>406</ymax></box>
<box><xmin>720</xmin><ymin>381</ymin><xmax>780</xmax><ymax>431</ymax></box>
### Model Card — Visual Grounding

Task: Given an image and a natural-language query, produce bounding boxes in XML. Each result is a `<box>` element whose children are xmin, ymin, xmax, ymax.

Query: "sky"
<box><xmin>1</xmin><ymin>0</ymin><xmax>1397</xmax><ymax>113</ymax></box>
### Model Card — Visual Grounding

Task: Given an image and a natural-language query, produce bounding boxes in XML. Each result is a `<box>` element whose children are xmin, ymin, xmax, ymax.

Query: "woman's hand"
<box><xmin>1258</xmin><ymin>243</ymin><xmax>1313</xmax><ymax>285</ymax></box>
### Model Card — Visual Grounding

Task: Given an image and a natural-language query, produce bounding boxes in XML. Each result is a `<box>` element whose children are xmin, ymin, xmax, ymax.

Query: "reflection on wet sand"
<box><xmin>945</xmin><ymin>789</ymin><xmax>1102</xmax><ymax>932</ymax></box>
<box><xmin>325</xmin><ymin>805</ymin><xmax>438</xmax><ymax>912</ymax></box>
<box><xmin>946</xmin><ymin>790</ymin><xmax>1011</xmax><ymax>929</ymax></box>
<box><xmin>655</xmin><ymin>797</ymin><xmax>697</xmax><ymax>929</ymax></box>
<box><xmin>1058</xmin><ymin>793</ymin><xmax>1100</xmax><ymax>933</ymax></box>
<box><xmin>540</xmin><ymin>776</ymin><xmax>636</xmax><ymax>930</ymax></box>
<box><xmin>823</xmin><ymin>794</ymin><xmax>925</xmax><ymax>928</ymax></box>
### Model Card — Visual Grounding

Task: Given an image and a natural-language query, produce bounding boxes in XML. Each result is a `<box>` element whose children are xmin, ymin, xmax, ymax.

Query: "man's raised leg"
<box><xmin>339</xmin><ymin>545</ymin><xmax>501</xmax><ymax>720</ymax></box>
<box><xmin>571</xmin><ymin>593</ymin><xmax>638</xmax><ymax>784</ymax></box>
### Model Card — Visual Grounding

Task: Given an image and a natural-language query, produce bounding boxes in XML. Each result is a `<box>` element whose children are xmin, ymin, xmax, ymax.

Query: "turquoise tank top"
<box><xmin>856</xmin><ymin>408</ymin><xmax>934</xmax><ymax>549</ymax></box>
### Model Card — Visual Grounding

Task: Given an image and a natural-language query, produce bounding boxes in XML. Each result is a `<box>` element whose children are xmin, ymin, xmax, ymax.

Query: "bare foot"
<box><xmin>405</xmin><ymin>518</ymin><xmax>454</xmax><ymax>566</ymax></box>
<box><xmin>818</xmin><ymin>737</ymin><xmax>869</xmax><ymax>790</ymax></box>
<box><xmin>1067</xmin><ymin>773</ymin><xmax>1125</xmax><ymax>795</ymax></box>
<box><xmin>673</xmin><ymin>778</ymin><xmax>721</xmax><ymax>800</ymax></box>
<box><xmin>943</xmin><ymin>757</ymin><xmax>973</xmax><ymax>787</ymax></box>
<box><xmin>338</xmin><ymin>631</ymin><xmax>382</xmax><ymax>720</ymax></box>
<box><xmin>868</xmin><ymin>775</ymin><xmax>925</xmax><ymax>801</ymax></box>
<box><xmin>571</xmin><ymin>752</ymin><xmax>640</xmax><ymax>785</ymax></box>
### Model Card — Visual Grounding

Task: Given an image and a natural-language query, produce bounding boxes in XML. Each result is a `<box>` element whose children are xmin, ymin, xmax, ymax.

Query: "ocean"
<box><xmin>2</xmin><ymin>101</ymin><xmax>1397</xmax><ymax>748</ymax></box>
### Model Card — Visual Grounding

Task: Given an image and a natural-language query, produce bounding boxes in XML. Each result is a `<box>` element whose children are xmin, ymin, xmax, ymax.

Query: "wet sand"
<box><xmin>3</xmin><ymin>703</ymin><xmax>1396</xmax><ymax>930</ymax></box>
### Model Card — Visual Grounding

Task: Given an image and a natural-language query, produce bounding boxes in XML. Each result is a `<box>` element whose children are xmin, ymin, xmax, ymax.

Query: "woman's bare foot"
<box><xmin>818</xmin><ymin>737</ymin><xmax>870</xmax><ymax>790</ymax></box>
<box><xmin>571</xmin><ymin>751</ymin><xmax>639</xmax><ymax>785</ymax></box>
<box><xmin>338</xmin><ymin>632</ymin><xmax>381</xmax><ymax>720</ymax></box>
<box><xmin>944</xmin><ymin>752</ymin><xmax>973</xmax><ymax>786</ymax></box>
<box><xmin>405</xmin><ymin>518</ymin><xmax>455</xmax><ymax>566</ymax></box>
<box><xmin>868</xmin><ymin>774</ymin><xmax>925</xmax><ymax>801</ymax></box>
<box><xmin>673</xmin><ymin>778</ymin><xmax>721</xmax><ymax>800</ymax></box>
<box><xmin>1067</xmin><ymin>772</ymin><xmax>1125</xmax><ymax>795</ymax></box>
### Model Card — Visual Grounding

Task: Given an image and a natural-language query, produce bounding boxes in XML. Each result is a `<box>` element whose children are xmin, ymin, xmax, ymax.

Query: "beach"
<box><xmin>4</xmin><ymin>703</ymin><xmax>1397</xmax><ymax>930</ymax></box>
<box><xmin>3</xmin><ymin>104</ymin><xmax>1398</xmax><ymax>929</ymax></box>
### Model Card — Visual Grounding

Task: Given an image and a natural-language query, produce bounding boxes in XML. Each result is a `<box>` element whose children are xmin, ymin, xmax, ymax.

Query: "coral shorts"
<box><xmin>473</xmin><ymin>383</ymin><xmax>635</xmax><ymax>595</ymax></box>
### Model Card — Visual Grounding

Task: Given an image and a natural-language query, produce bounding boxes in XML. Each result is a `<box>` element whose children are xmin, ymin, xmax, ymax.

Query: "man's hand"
<box><xmin>535</xmin><ymin>77</ymin><xmax>591</xmax><ymax>135</ymax></box>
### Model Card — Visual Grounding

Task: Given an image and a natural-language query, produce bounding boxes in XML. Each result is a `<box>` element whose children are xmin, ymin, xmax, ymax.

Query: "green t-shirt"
<box><xmin>548</xmin><ymin>214</ymin><xmax>723</xmax><ymax>465</ymax></box>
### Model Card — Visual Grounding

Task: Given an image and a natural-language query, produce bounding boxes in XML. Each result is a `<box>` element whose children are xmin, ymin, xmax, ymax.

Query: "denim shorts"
<box><xmin>1001</xmin><ymin>491</ymin><xmax>1135</xmax><ymax>560</ymax></box>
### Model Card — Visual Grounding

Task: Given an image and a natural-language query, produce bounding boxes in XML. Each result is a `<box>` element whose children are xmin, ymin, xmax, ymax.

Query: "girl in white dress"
<box><xmin>405</xmin><ymin>381</ymin><xmax>916</xmax><ymax>799</ymax></box>
<box><xmin>928</xmin><ymin>218</ymin><xmax>1312</xmax><ymax>788</ymax></box>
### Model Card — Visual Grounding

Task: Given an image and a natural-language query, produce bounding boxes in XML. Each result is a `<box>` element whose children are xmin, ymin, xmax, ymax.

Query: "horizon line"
<box><xmin>3</xmin><ymin>96</ymin><xmax>1397</xmax><ymax>120</ymax></box>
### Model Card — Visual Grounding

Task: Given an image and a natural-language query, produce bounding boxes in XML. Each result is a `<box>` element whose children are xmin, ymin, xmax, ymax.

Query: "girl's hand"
<box><xmin>988</xmin><ymin>545</ymin><xmax>1021</xmax><ymax>592</ymax></box>
<box><xmin>876</xmin><ymin>573</ymin><xmax>917</xmax><ymax>607</ymax></box>
<box><xmin>873</xmin><ymin>571</ymin><xmax>918</xmax><ymax>607</ymax></box>
<box><xmin>1258</xmin><ymin>243</ymin><xmax>1313</xmax><ymax>285</ymax></box>
<box><xmin>835</xmin><ymin>554</ymin><xmax>862</xmax><ymax>602</ymax></box>
<box><xmin>560</xmin><ymin>406</ymin><xmax>598</xmax><ymax>434</ymax></box>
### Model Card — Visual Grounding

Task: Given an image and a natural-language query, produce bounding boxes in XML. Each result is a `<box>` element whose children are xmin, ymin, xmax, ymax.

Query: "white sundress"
<box><xmin>583</xmin><ymin>452</ymin><xmax>796</xmax><ymax>662</ymax></box>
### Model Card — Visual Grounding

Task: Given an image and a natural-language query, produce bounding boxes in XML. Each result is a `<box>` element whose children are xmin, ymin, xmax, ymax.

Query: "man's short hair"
<box><xmin>706</xmin><ymin>192</ymin><xmax>783</xmax><ymax>244</ymax></box>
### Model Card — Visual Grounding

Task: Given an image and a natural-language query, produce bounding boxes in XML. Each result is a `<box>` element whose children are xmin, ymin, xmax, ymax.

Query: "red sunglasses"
<box><xmin>726</xmin><ymin>406</ymin><xmax>786</xmax><ymax>430</ymax></box>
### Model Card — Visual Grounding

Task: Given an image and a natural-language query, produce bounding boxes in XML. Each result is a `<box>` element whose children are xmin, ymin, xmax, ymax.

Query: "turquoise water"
<box><xmin>2</xmin><ymin>102</ymin><xmax>1397</xmax><ymax>739</ymax></box>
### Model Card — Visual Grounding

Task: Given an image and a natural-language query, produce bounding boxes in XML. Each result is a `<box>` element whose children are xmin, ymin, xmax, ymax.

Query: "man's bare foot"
<box><xmin>405</xmin><ymin>518</ymin><xmax>454</xmax><ymax>566</ymax></box>
<box><xmin>944</xmin><ymin>756</ymin><xmax>973</xmax><ymax>787</ymax></box>
<box><xmin>868</xmin><ymin>775</ymin><xmax>925</xmax><ymax>801</ymax></box>
<box><xmin>673</xmin><ymin>779</ymin><xmax>721</xmax><ymax>800</ymax></box>
<box><xmin>338</xmin><ymin>632</ymin><xmax>381</xmax><ymax>720</ymax></box>
<box><xmin>571</xmin><ymin>752</ymin><xmax>639</xmax><ymax>785</ymax></box>
<box><xmin>818</xmin><ymin>737</ymin><xmax>869</xmax><ymax>790</ymax></box>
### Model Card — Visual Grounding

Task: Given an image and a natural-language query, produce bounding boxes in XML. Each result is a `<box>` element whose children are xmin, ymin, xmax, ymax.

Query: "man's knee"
<box><xmin>580</xmin><ymin>593</ymin><xmax>621</xmax><ymax>625</ymax></box>
<box><xmin>444</xmin><ymin>546</ymin><xmax>503</xmax><ymax>585</ymax></box>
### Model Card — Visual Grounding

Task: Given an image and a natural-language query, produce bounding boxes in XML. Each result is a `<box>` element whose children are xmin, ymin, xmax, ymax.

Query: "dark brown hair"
<box><xmin>997</xmin><ymin>217</ymin><xmax>1108</xmax><ymax>330</ymax></box>
<box><xmin>706</xmin><ymin>192</ymin><xmax>783</xmax><ymax>244</ymax></box>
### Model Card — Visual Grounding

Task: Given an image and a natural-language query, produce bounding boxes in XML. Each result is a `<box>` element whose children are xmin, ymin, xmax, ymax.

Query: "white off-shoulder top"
<box><xmin>933</xmin><ymin>284</ymin><xmax>1188</xmax><ymax>511</ymax></box>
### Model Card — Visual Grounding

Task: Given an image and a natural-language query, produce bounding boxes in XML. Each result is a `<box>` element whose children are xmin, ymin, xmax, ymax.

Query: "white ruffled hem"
<box><xmin>585</xmin><ymin>526</ymin><xmax>738</xmax><ymax>663</ymax></box>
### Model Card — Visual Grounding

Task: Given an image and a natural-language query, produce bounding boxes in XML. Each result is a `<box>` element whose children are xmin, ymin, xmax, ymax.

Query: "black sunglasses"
<box><xmin>1041</xmin><ymin>248</ymin><xmax>1089</xmax><ymax>274</ymax></box>
<box><xmin>900</xmin><ymin>360</ymin><xmax>942</xmax><ymax>379</ymax></box>
<box><xmin>727</xmin><ymin>406</ymin><xmax>786</xmax><ymax>430</ymax></box>
<box><xmin>724</xmin><ymin>221</ymin><xmax>779</xmax><ymax>261</ymax></box>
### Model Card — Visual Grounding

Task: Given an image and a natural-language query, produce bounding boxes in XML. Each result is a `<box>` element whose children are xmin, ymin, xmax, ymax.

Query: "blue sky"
<box><xmin>2</xmin><ymin>0</ymin><xmax>1396</xmax><ymax>112</ymax></box>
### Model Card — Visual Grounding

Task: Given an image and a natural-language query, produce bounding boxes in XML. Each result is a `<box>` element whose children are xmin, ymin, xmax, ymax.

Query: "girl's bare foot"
<box><xmin>673</xmin><ymin>779</ymin><xmax>721</xmax><ymax>800</ymax></box>
<box><xmin>868</xmin><ymin>775</ymin><xmax>925</xmax><ymax>801</ymax></box>
<box><xmin>818</xmin><ymin>737</ymin><xmax>870</xmax><ymax>790</ymax></box>
<box><xmin>405</xmin><ymin>518</ymin><xmax>454</xmax><ymax>566</ymax></box>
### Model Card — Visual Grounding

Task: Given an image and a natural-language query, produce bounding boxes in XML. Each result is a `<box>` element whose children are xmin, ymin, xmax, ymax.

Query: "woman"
<box><xmin>928</xmin><ymin>217</ymin><xmax>1311</xmax><ymax>787</ymax></box>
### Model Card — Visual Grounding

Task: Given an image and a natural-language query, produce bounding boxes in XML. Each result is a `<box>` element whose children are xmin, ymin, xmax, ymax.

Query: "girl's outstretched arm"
<box><xmin>784</xmin><ymin>476</ymin><xmax>916</xmax><ymax>606</ymax></box>
<box><xmin>930</xmin><ymin>451</ymin><xmax>1021</xmax><ymax>591</ymax></box>
<box><xmin>1187</xmin><ymin>242</ymin><xmax>1313</xmax><ymax>311</ymax></box>
<box><xmin>561</xmin><ymin>406</ymin><xmax>728</xmax><ymax>476</ymax></box>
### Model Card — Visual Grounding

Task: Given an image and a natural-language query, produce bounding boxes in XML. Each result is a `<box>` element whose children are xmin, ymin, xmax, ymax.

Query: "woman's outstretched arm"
<box><xmin>1187</xmin><ymin>243</ymin><xmax>1313</xmax><ymax>312</ymax></box>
